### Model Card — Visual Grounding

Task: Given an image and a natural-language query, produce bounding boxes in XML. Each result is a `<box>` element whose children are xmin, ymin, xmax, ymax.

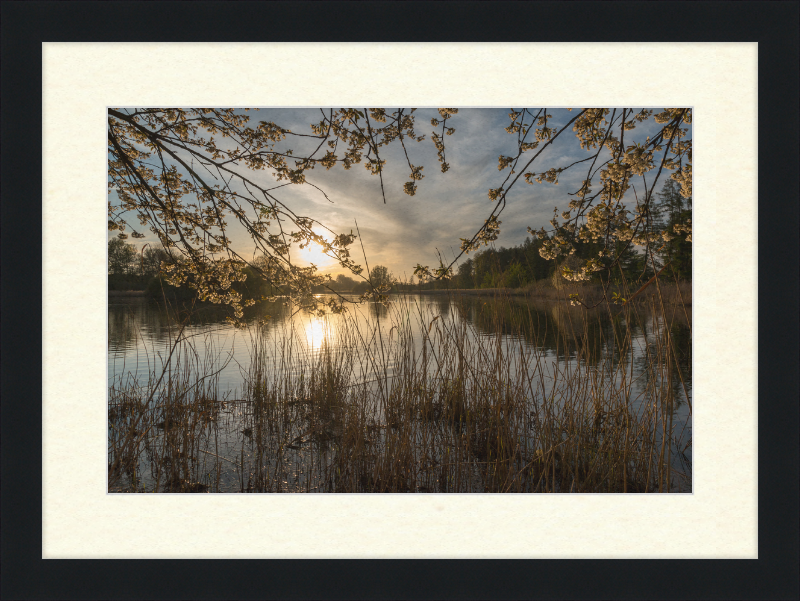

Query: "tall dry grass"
<box><xmin>108</xmin><ymin>279</ymin><xmax>691</xmax><ymax>493</ymax></box>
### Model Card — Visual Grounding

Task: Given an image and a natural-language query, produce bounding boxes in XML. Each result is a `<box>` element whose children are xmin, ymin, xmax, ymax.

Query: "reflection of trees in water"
<box><xmin>547</xmin><ymin>303</ymin><xmax>608</xmax><ymax>364</ymax></box>
<box><xmin>637</xmin><ymin>347</ymin><xmax>689</xmax><ymax>423</ymax></box>
<box><xmin>632</xmin><ymin>309</ymin><xmax>692</xmax><ymax>416</ymax></box>
<box><xmin>433</xmin><ymin>295</ymin><xmax>451</xmax><ymax>318</ymax></box>
<box><xmin>108</xmin><ymin>297</ymin><xmax>290</xmax><ymax>353</ymax></box>
<box><xmin>109</xmin><ymin>300</ymin><xmax>195</xmax><ymax>349</ymax></box>
<box><xmin>108</xmin><ymin>300</ymin><xmax>166</xmax><ymax>351</ymax></box>
<box><xmin>112</xmin><ymin>293</ymin><xmax>691</xmax><ymax>415</ymax></box>
<box><xmin>368</xmin><ymin>300</ymin><xmax>390</xmax><ymax>320</ymax></box>
<box><xmin>453</xmin><ymin>297</ymin><xmax>613</xmax><ymax>365</ymax></box>
<box><xmin>446</xmin><ymin>295</ymin><xmax>691</xmax><ymax>403</ymax></box>
<box><xmin>181</xmin><ymin>297</ymin><xmax>292</xmax><ymax>327</ymax></box>
<box><xmin>669</xmin><ymin>322</ymin><xmax>692</xmax><ymax>376</ymax></box>
<box><xmin>108</xmin><ymin>303</ymin><xmax>135</xmax><ymax>349</ymax></box>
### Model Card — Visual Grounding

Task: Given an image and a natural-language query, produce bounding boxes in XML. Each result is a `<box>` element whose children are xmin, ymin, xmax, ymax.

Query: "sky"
<box><xmin>110</xmin><ymin>108</ymin><xmax>678</xmax><ymax>280</ymax></box>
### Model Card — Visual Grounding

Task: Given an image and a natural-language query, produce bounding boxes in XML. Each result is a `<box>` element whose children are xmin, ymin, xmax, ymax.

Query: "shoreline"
<box><xmin>396</xmin><ymin>287</ymin><xmax>692</xmax><ymax>306</ymax></box>
<box><xmin>107</xmin><ymin>286</ymin><xmax>691</xmax><ymax>306</ymax></box>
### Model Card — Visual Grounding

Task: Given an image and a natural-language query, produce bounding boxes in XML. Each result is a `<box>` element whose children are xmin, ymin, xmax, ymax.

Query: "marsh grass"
<box><xmin>108</xmin><ymin>279</ymin><xmax>691</xmax><ymax>493</ymax></box>
<box><xmin>520</xmin><ymin>279</ymin><xmax>691</xmax><ymax>307</ymax></box>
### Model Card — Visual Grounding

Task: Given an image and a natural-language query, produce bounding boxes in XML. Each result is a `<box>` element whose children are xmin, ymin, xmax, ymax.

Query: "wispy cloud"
<box><xmin>112</xmin><ymin>107</ymin><xmax>677</xmax><ymax>279</ymax></box>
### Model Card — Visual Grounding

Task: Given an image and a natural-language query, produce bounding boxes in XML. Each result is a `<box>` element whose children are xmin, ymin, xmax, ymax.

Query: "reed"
<box><xmin>108</xmin><ymin>278</ymin><xmax>691</xmax><ymax>493</ymax></box>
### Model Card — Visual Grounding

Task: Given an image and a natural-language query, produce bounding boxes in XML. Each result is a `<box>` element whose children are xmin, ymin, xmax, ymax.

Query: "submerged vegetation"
<box><xmin>108</xmin><ymin>280</ymin><xmax>691</xmax><ymax>494</ymax></box>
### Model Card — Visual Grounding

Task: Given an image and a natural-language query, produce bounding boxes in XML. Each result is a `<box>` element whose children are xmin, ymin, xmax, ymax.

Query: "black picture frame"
<box><xmin>2</xmin><ymin>2</ymin><xmax>797</xmax><ymax>599</ymax></box>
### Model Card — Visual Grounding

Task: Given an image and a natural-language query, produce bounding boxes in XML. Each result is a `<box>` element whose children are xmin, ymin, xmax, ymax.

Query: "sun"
<box><xmin>295</xmin><ymin>240</ymin><xmax>336</xmax><ymax>269</ymax></box>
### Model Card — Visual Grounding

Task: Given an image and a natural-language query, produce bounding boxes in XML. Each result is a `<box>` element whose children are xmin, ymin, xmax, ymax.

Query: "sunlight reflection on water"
<box><xmin>109</xmin><ymin>293</ymin><xmax>691</xmax><ymax>416</ymax></box>
<box><xmin>302</xmin><ymin>314</ymin><xmax>333</xmax><ymax>352</ymax></box>
<box><xmin>108</xmin><ymin>293</ymin><xmax>693</xmax><ymax>492</ymax></box>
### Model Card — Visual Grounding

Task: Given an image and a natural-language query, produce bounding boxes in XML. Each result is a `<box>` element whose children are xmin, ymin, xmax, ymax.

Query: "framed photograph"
<box><xmin>3</xmin><ymin>2</ymin><xmax>797</xmax><ymax>599</ymax></box>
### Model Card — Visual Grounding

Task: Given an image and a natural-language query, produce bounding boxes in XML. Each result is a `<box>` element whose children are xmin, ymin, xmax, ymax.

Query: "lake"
<box><xmin>108</xmin><ymin>292</ymin><xmax>692</xmax><ymax>493</ymax></box>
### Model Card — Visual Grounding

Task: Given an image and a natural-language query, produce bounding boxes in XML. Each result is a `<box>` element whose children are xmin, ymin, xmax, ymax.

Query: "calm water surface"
<box><xmin>108</xmin><ymin>293</ymin><xmax>692</xmax><ymax>492</ymax></box>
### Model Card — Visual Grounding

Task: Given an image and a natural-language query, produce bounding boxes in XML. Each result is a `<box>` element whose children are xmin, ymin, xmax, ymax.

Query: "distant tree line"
<box><xmin>648</xmin><ymin>179</ymin><xmax>692</xmax><ymax>280</ymax></box>
<box><xmin>109</xmin><ymin>180</ymin><xmax>690</xmax><ymax>297</ymax></box>
<box><xmin>108</xmin><ymin>239</ymin><xmax>170</xmax><ymax>292</ymax></box>
<box><xmin>327</xmin><ymin>265</ymin><xmax>393</xmax><ymax>295</ymax></box>
<box><xmin>108</xmin><ymin>238</ymin><xmax>398</xmax><ymax>300</ymax></box>
<box><xmin>406</xmin><ymin>180</ymin><xmax>691</xmax><ymax>291</ymax></box>
<box><xmin>109</xmin><ymin>239</ymin><xmax>288</xmax><ymax>299</ymax></box>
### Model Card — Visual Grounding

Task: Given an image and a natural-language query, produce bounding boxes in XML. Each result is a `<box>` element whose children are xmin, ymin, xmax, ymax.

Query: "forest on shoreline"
<box><xmin>110</xmin><ymin>180</ymin><xmax>690</xmax><ymax>303</ymax></box>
